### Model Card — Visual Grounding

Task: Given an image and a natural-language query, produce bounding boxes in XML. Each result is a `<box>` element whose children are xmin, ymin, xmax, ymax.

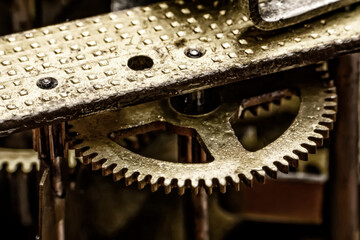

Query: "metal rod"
<box><xmin>35</xmin><ymin>123</ymin><xmax>67</xmax><ymax>240</ymax></box>
<box><xmin>178</xmin><ymin>90</ymin><xmax>210</xmax><ymax>240</ymax></box>
<box><xmin>329</xmin><ymin>53</ymin><xmax>359</xmax><ymax>240</ymax></box>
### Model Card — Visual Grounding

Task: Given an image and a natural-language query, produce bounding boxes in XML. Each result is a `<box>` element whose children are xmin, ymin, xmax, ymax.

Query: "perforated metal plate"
<box><xmin>0</xmin><ymin>1</ymin><xmax>359</xmax><ymax>136</ymax></box>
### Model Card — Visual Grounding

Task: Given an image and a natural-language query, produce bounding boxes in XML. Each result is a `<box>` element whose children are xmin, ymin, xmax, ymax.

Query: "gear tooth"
<box><xmin>238</xmin><ymin>173</ymin><xmax>253</xmax><ymax>187</ymax></box>
<box><xmin>21</xmin><ymin>162</ymin><xmax>34</xmax><ymax>173</ymax></box>
<box><xmin>177</xmin><ymin>179</ymin><xmax>185</xmax><ymax>188</ymax></box>
<box><xmin>219</xmin><ymin>178</ymin><xmax>226</xmax><ymax>186</ymax></box>
<box><xmin>251</xmin><ymin>169</ymin><xmax>266</xmax><ymax>183</ymax></box>
<box><xmin>91</xmin><ymin>158</ymin><xmax>106</xmax><ymax>171</ymax></box>
<box><xmin>113</xmin><ymin>168</ymin><xmax>127</xmax><ymax>182</ymax></box>
<box><xmin>137</xmin><ymin>174</ymin><xmax>146</xmax><ymax>183</ymax></box>
<box><xmin>228</xmin><ymin>175</ymin><xmax>241</xmax><ymax>190</ymax></box>
<box><xmin>192</xmin><ymin>187</ymin><xmax>199</xmax><ymax>195</ymax></box>
<box><xmin>124</xmin><ymin>171</ymin><xmax>133</xmax><ymax>179</ymax></box>
<box><xmin>273</xmin><ymin>160</ymin><xmax>289</xmax><ymax>173</ymax></box>
<box><xmin>71</xmin><ymin>138</ymin><xmax>85</xmax><ymax>148</ymax></box>
<box><xmin>164</xmin><ymin>185</ymin><xmax>172</xmax><ymax>194</ymax></box>
<box><xmin>293</xmin><ymin>146</ymin><xmax>309</xmax><ymax>161</ymax></box>
<box><xmin>243</xmin><ymin>109</ymin><xmax>256</xmax><ymax>119</ymax></box>
<box><xmin>138</xmin><ymin>180</ymin><xmax>147</xmax><ymax>190</ymax></box>
<box><xmin>150</xmin><ymin>176</ymin><xmax>159</xmax><ymax>185</ymax></box>
<box><xmin>219</xmin><ymin>185</ymin><xmax>227</xmax><ymax>194</ymax></box>
<box><xmin>301</xmin><ymin>141</ymin><xmax>317</xmax><ymax>154</ymax></box>
<box><xmin>324</xmin><ymin>101</ymin><xmax>337</xmax><ymax>111</ymax></box>
<box><xmin>325</xmin><ymin>87</ymin><xmax>336</xmax><ymax>94</ymax></box>
<box><xmin>233</xmin><ymin>181</ymin><xmax>241</xmax><ymax>191</ymax></box>
<box><xmin>314</xmin><ymin>124</ymin><xmax>330</xmax><ymax>138</ymax></box>
<box><xmin>218</xmin><ymin>178</ymin><xmax>227</xmax><ymax>194</ymax></box>
<box><xmin>268</xmin><ymin>102</ymin><xmax>274</xmax><ymax>112</ymax></box>
<box><xmin>283</xmin><ymin>155</ymin><xmax>299</xmax><ymax>168</ymax></box>
<box><xmin>256</xmin><ymin>106</ymin><xmax>268</xmax><ymax>117</ymax></box>
<box><xmin>102</xmin><ymin>163</ymin><xmax>116</xmax><ymax>177</ymax></box>
<box><xmin>178</xmin><ymin>186</ymin><xmax>186</xmax><ymax>196</ymax></box>
<box><xmin>164</xmin><ymin>178</ymin><xmax>172</xmax><ymax>187</ymax></box>
<box><xmin>81</xmin><ymin>151</ymin><xmax>97</xmax><ymax>165</ymax></box>
<box><xmin>191</xmin><ymin>179</ymin><xmax>199</xmax><ymax>188</ymax></box>
<box><xmin>322</xmin><ymin>110</ymin><xmax>337</xmax><ymax>121</ymax></box>
<box><xmin>138</xmin><ymin>174</ymin><xmax>150</xmax><ymax>189</ymax></box>
<box><xmin>308</xmin><ymin>133</ymin><xmax>324</xmax><ymax>147</ymax></box>
<box><xmin>6</xmin><ymin>161</ymin><xmax>19</xmax><ymax>173</ymax></box>
<box><xmin>151</xmin><ymin>183</ymin><xmax>159</xmax><ymax>192</ymax></box>
<box><xmin>205</xmin><ymin>179</ymin><xmax>212</xmax><ymax>188</ymax></box>
<box><xmin>77</xmin><ymin>144</ymin><xmax>91</xmax><ymax>154</ymax></box>
<box><xmin>205</xmin><ymin>185</ymin><xmax>213</xmax><ymax>195</ymax></box>
<box><xmin>319</xmin><ymin>118</ymin><xmax>334</xmax><ymax>130</ymax></box>
<box><xmin>325</xmin><ymin>94</ymin><xmax>337</xmax><ymax>102</ymax></box>
<box><xmin>262</xmin><ymin>166</ymin><xmax>277</xmax><ymax>179</ymax></box>
<box><xmin>125</xmin><ymin>172</ymin><xmax>139</xmax><ymax>186</ymax></box>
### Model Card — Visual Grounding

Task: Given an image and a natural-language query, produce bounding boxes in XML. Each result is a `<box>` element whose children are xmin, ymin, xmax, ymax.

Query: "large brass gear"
<box><xmin>70</xmin><ymin>78</ymin><xmax>336</xmax><ymax>195</ymax></box>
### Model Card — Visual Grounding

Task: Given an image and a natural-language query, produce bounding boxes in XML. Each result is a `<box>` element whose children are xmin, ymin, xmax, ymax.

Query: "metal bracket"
<box><xmin>0</xmin><ymin>0</ymin><xmax>359</xmax><ymax>136</ymax></box>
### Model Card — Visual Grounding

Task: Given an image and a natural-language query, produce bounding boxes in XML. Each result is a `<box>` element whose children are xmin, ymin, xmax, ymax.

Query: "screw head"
<box><xmin>37</xmin><ymin>77</ymin><xmax>58</xmax><ymax>89</ymax></box>
<box><xmin>185</xmin><ymin>48</ymin><xmax>205</xmax><ymax>58</ymax></box>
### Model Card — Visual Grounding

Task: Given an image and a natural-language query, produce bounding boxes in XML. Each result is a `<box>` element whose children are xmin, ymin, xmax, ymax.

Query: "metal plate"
<box><xmin>0</xmin><ymin>0</ymin><xmax>359</xmax><ymax>136</ymax></box>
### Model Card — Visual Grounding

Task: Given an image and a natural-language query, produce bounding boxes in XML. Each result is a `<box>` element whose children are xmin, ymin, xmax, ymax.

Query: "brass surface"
<box><xmin>0</xmin><ymin>0</ymin><xmax>357</xmax><ymax>136</ymax></box>
<box><xmin>70</xmin><ymin>79</ymin><xmax>336</xmax><ymax>194</ymax></box>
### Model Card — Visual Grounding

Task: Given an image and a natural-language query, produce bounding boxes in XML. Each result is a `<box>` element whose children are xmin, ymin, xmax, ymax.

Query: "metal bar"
<box><xmin>1</xmin><ymin>2</ymin><xmax>360</xmax><ymax>136</ymax></box>
<box><xmin>329</xmin><ymin>53</ymin><xmax>360</xmax><ymax>240</ymax></box>
<box><xmin>36</xmin><ymin>123</ymin><xmax>66</xmax><ymax>239</ymax></box>
<box><xmin>177</xmin><ymin>91</ymin><xmax>210</xmax><ymax>240</ymax></box>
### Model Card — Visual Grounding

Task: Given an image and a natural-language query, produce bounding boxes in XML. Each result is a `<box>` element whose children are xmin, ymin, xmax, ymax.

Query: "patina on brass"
<box><xmin>0</xmin><ymin>0</ymin><xmax>357</xmax><ymax>136</ymax></box>
<box><xmin>70</xmin><ymin>79</ymin><xmax>337</xmax><ymax>195</ymax></box>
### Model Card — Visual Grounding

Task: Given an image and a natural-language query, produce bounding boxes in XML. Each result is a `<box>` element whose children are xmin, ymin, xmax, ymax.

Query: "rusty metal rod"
<box><xmin>177</xmin><ymin>90</ymin><xmax>210</xmax><ymax>240</ymax></box>
<box><xmin>329</xmin><ymin>53</ymin><xmax>359</xmax><ymax>240</ymax></box>
<box><xmin>35</xmin><ymin>123</ymin><xmax>67</xmax><ymax>240</ymax></box>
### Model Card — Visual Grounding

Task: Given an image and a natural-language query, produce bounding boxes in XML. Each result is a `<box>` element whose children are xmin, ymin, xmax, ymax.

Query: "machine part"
<box><xmin>241</xmin><ymin>0</ymin><xmax>360</xmax><ymax>30</ymax></box>
<box><xmin>0</xmin><ymin>0</ymin><xmax>358</xmax><ymax>136</ymax></box>
<box><xmin>70</xmin><ymin>78</ymin><xmax>337</xmax><ymax>194</ymax></box>
<box><xmin>0</xmin><ymin>148</ymin><xmax>39</xmax><ymax>173</ymax></box>
<box><xmin>328</xmin><ymin>54</ymin><xmax>359</xmax><ymax>240</ymax></box>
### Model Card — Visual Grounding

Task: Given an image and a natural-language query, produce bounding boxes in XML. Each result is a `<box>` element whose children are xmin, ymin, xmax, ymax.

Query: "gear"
<box><xmin>70</xmin><ymin>79</ymin><xmax>336</xmax><ymax>195</ymax></box>
<box><xmin>0</xmin><ymin>148</ymin><xmax>39</xmax><ymax>173</ymax></box>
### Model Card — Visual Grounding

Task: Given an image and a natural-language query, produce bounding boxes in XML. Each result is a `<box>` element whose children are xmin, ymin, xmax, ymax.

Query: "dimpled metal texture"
<box><xmin>0</xmin><ymin>0</ymin><xmax>357</xmax><ymax>136</ymax></box>
<box><xmin>70</xmin><ymin>80</ymin><xmax>337</xmax><ymax>195</ymax></box>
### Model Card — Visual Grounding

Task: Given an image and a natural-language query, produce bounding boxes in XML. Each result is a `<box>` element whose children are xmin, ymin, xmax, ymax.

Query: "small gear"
<box><xmin>0</xmin><ymin>148</ymin><xmax>39</xmax><ymax>173</ymax></box>
<box><xmin>70</xmin><ymin>79</ymin><xmax>336</xmax><ymax>195</ymax></box>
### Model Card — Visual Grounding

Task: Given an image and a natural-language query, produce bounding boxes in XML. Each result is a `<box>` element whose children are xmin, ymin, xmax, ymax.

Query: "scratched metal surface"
<box><xmin>0</xmin><ymin>0</ymin><xmax>359</xmax><ymax>136</ymax></box>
